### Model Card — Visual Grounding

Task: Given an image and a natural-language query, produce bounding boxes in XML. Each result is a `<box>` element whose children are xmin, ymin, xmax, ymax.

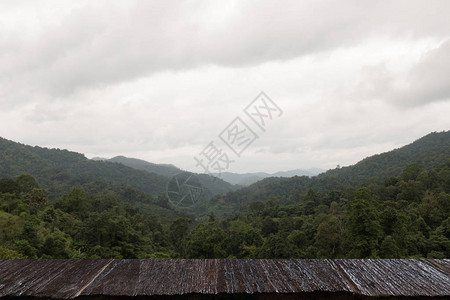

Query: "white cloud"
<box><xmin>0</xmin><ymin>0</ymin><xmax>449</xmax><ymax>173</ymax></box>
<box><xmin>345</xmin><ymin>39</ymin><xmax>450</xmax><ymax>107</ymax></box>
<box><xmin>1</xmin><ymin>0</ymin><xmax>450</xmax><ymax>97</ymax></box>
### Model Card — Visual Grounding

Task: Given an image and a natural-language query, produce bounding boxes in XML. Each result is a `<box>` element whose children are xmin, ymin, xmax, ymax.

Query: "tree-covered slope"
<box><xmin>2</xmin><ymin>158</ymin><xmax>449</xmax><ymax>259</ymax></box>
<box><xmin>216</xmin><ymin>131</ymin><xmax>450</xmax><ymax>208</ymax></box>
<box><xmin>319</xmin><ymin>131</ymin><xmax>450</xmax><ymax>185</ymax></box>
<box><xmin>0</xmin><ymin>137</ymin><xmax>171</xmax><ymax>198</ymax></box>
<box><xmin>99</xmin><ymin>155</ymin><xmax>239</xmax><ymax>196</ymax></box>
<box><xmin>1</xmin><ymin>132</ymin><xmax>449</xmax><ymax>259</ymax></box>
<box><xmin>0</xmin><ymin>138</ymin><xmax>239</xmax><ymax>217</ymax></box>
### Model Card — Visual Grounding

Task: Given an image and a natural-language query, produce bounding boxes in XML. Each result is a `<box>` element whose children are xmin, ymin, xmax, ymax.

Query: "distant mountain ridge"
<box><xmin>92</xmin><ymin>155</ymin><xmax>241</xmax><ymax>200</ymax></box>
<box><xmin>318</xmin><ymin>131</ymin><xmax>450</xmax><ymax>185</ymax></box>
<box><xmin>217</xmin><ymin>130</ymin><xmax>450</xmax><ymax>208</ymax></box>
<box><xmin>93</xmin><ymin>156</ymin><xmax>181</xmax><ymax>177</ymax></box>
<box><xmin>214</xmin><ymin>168</ymin><xmax>324</xmax><ymax>186</ymax></box>
<box><xmin>0</xmin><ymin>138</ymin><xmax>238</xmax><ymax>208</ymax></box>
<box><xmin>1</xmin><ymin>131</ymin><xmax>448</xmax><ymax>219</ymax></box>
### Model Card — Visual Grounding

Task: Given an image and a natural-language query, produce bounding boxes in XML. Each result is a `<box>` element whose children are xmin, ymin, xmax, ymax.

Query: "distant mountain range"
<box><xmin>1</xmin><ymin>130</ymin><xmax>449</xmax><ymax>220</ymax></box>
<box><xmin>91</xmin><ymin>155</ymin><xmax>240</xmax><ymax>197</ymax></box>
<box><xmin>92</xmin><ymin>156</ymin><xmax>324</xmax><ymax>188</ymax></box>
<box><xmin>212</xmin><ymin>168</ymin><xmax>324</xmax><ymax>186</ymax></box>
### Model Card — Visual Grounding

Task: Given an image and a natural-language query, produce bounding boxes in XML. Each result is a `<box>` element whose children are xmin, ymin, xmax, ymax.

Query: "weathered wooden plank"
<box><xmin>0</xmin><ymin>259</ymin><xmax>448</xmax><ymax>299</ymax></box>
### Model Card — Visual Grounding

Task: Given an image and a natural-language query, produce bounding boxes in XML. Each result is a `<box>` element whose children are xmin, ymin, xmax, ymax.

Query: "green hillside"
<box><xmin>101</xmin><ymin>155</ymin><xmax>239</xmax><ymax>197</ymax></box>
<box><xmin>319</xmin><ymin>131</ymin><xmax>450</xmax><ymax>186</ymax></box>
<box><xmin>213</xmin><ymin>131</ymin><xmax>450</xmax><ymax>210</ymax></box>
<box><xmin>1</xmin><ymin>148</ymin><xmax>449</xmax><ymax>259</ymax></box>
<box><xmin>0</xmin><ymin>137</ymin><xmax>170</xmax><ymax>198</ymax></box>
<box><xmin>0</xmin><ymin>137</ymin><xmax>239</xmax><ymax>221</ymax></box>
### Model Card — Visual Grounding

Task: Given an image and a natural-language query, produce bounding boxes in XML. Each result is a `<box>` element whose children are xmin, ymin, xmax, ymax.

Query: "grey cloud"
<box><xmin>1</xmin><ymin>1</ymin><xmax>449</xmax><ymax>173</ymax></box>
<box><xmin>395</xmin><ymin>40</ymin><xmax>450</xmax><ymax>105</ymax></box>
<box><xmin>1</xmin><ymin>0</ymin><xmax>450</xmax><ymax>98</ymax></box>
<box><xmin>349</xmin><ymin>40</ymin><xmax>450</xmax><ymax>107</ymax></box>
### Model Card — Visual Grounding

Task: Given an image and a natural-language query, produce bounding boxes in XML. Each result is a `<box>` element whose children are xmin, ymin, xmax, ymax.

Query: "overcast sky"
<box><xmin>0</xmin><ymin>0</ymin><xmax>449</xmax><ymax>173</ymax></box>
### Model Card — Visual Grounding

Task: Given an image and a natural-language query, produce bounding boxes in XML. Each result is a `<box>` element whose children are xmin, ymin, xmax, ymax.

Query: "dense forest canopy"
<box><xmin>0</xmin><ymin>131</ymin><xmax>449</xmax><ymax>258</ymax></box>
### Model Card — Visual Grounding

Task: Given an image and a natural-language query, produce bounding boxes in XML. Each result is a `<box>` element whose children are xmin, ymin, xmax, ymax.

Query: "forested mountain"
<box><xmin>184</xmin><ymin>160</ymin><xmax>449</xmax><ymax>259</ymax></box>
<box><xmin>1</xmin><ymin>157</ymin><xmax>449</xmax><ymax>259</ymax></box>
<box><xmin>319</xmin><ymin>131</ymin><xmax>450</xmax><ymax>185</ymax></box>
<box><xmin>0</xmin><ymin>138</ymin><xmax>237</xmax><ymax>207</ymax></box>
<box><xmin>0</xmin><ymin>131</ymin><xmax>449</xmax><ymax>259</ymax></box>
<box><xmin>215</xmin><ymin>131</ymin><xmax>450</xmax><ymax>210</ymax></box>
<box><xmin>0</xmin><ymin>137</ymin><xmax>167</xmax><ymax>198</ymax></box>
<box><xmin>95</xmin><ymin>155</ymin><xmax>239</xmax><ymax>198</ymax></box>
